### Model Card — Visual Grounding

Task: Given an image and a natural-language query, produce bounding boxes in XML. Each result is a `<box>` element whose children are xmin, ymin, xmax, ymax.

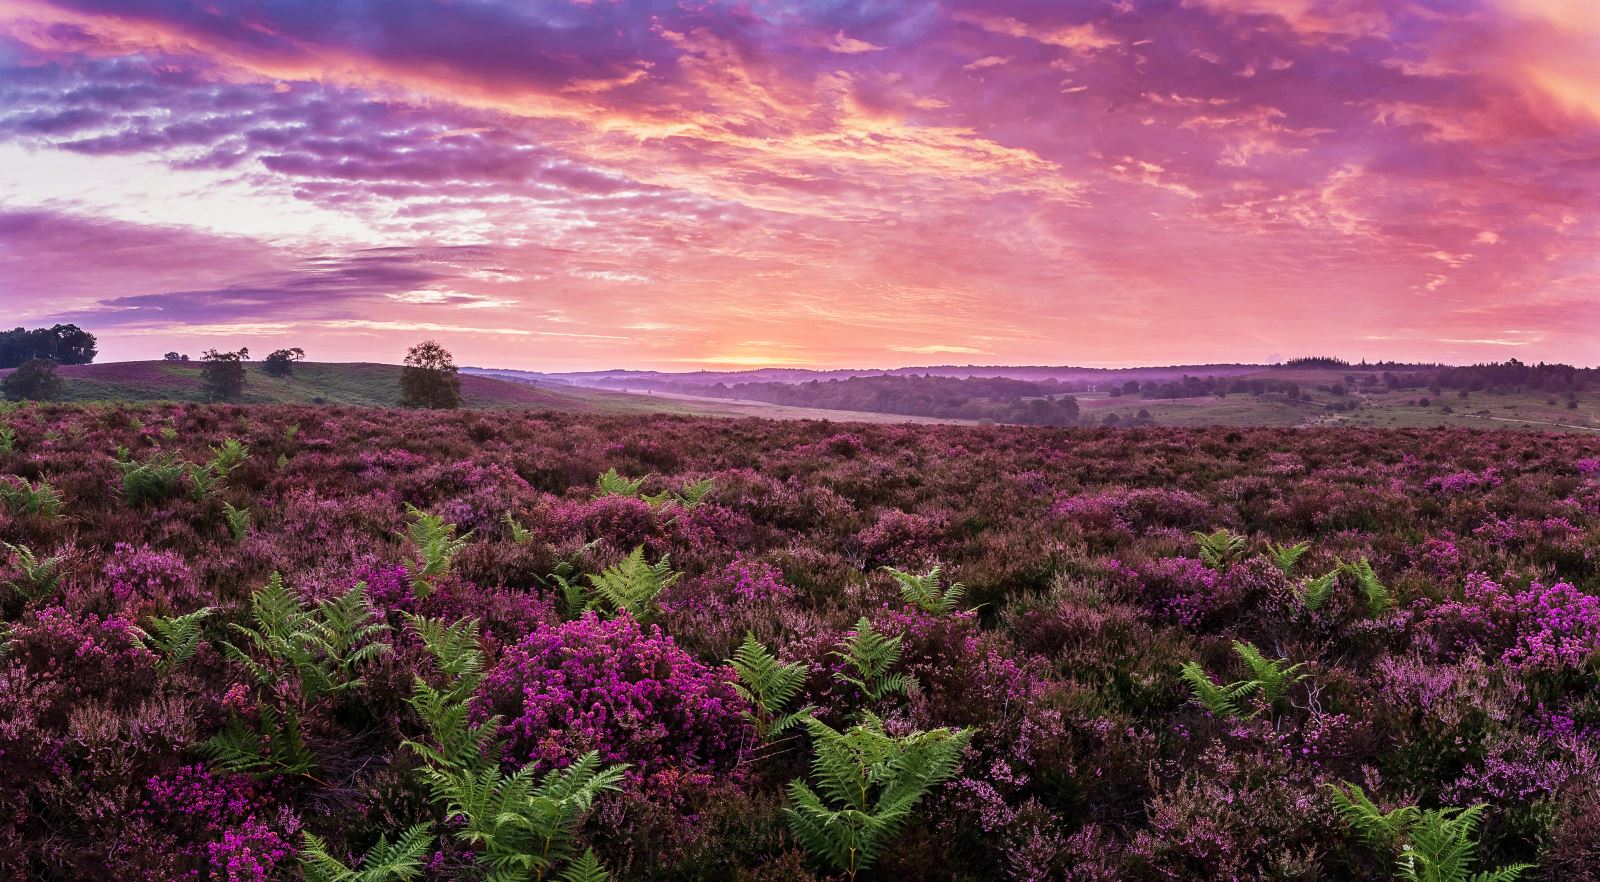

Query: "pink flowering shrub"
<box><xmin>474</xmin><ymin>612</ymin><xmax>750</xmax><ymax>775</ymax></box>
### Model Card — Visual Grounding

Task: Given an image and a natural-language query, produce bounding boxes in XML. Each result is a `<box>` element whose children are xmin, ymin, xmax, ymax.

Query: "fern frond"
<box><xmin>1328</xmin><ymin>782</ymin><xmax>1418</xmax><ymax>853</ymax></box>
<box><xmin>557</xmin><ymin>850</ymin><xmax>610</xmax><ymax>882</ymax></box>
<box><xmin>1193</xmin><ymin>528</ymin><xmax>1247</xmax><ymax>570</ymax></box>
<box><xmin>222</xmin><ymin>501</ymin><xmax>252</xmax><ymax>541</ymax></box>
<box><xmin>1</xmin><ymin>541</ymin><xmax>66</xmax><ymax>600</ymax></box>
<box><xmin>832</xmin><ymin>617</ymin><xmax>914</xmax><ymax>703</ymax></box>
<box><xmin>728</xmin><ymin>632</ymin><xmax>810</xmax><ymax>741</ymax></box>
<box><xmin>594</xmin><ymin>468</ymin><xmax>647</xmax><ymax>499</ymax></box>
<box><xmin>1342</xmin><ymin>557</ymin><xmax>1394</xmax><ymax>615</ymax></box>
<box><xmin>402</xmin><ymin>504</ymin><xmax>472</xmax><ymax>598</ymax></box>
<box><xmin>143</xmin><ymin>606</ymin><xmax>214</xmax><ymax>672</ymax></box>
<box><xmin>786</xmin><ymin>715</ymin><xmax>972</xmax><ymax>878</ymax></box>
<box><xmin>1231</xmin><ymin>640</ymin><xmax>1308</xmax><ymax>705</ymax></box>
<box><xmin>584</xmin><ymin>547</ymin><xmax>677</xmax><ymax>624</ymax></box>
<box><xmin>1266</xmin><ymin>540</ymin><xmax>1312</xmax><ymax>576</ymax></box>
<box><xmin>301</xmin><ymin>824</ymin><xmax>433</xmax><ymax>882</ymax></box>
<box><xmin>1179</xmin><ymin>661</ymin><xmax>1254</xmax><ymax>717</ymax></box>
<box><xmin>1295</xmin><ymin>571</ymin><xmax>1338</xmax><ymax>612</ymax></box>
<box><xmin>503</xmin><ymin>512</ymin><xmax>533</xmax><ymax>545</ymax></box>
<box><xmin>882</xmin><ymin>565</ymin><xmax>968</xmax><ymax>615</ymax></box>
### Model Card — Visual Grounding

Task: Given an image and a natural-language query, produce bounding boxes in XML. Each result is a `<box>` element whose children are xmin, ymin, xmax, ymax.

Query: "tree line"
<box><xmin>0</xmin><ymin>325</ymin><xmax>97</xmax><ymax>368</ymax></box>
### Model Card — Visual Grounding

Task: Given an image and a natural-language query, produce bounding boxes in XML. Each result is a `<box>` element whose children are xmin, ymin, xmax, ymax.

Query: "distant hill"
<box><xmin>464</xmin><ymin>363</ymin><xmax>1276</xmax><ymax>390</ymax></box>
<box><xmin>0</xmin><ymin>361</ymin><xmax>598</xmax><ymax>410</ymax></box>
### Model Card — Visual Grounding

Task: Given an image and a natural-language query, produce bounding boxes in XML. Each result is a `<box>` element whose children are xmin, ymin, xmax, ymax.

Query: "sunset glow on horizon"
<box><xmin>2</xmin><ymin>0</ymin><xmax>1599</xmax><ymax>369</ymax></box>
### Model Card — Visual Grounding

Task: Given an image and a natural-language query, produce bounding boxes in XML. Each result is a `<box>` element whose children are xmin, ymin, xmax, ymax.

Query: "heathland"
<box><xmin>3</xmin><ymin>403</ymin><xmax>1597</xmax><ymax>880</ymax></box>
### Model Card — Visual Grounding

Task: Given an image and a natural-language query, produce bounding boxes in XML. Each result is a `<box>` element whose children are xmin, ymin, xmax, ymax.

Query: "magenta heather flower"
<box><xmin>104</xmin><ymin>542</ymin><xmax>202</xmax><ymax>613</ymax></box>
<box><xmin>1426</xmin><ymin>468</ymin><xmax>1503</xmax><ymax>495</ymax></box>
<box><xmin>206</xmin><ymin>811</ymin><xmax>300</xmax><ymax>882</ymax></box>
<box><xmin>473</xmin><ymin>612</ymin><xmax>750</xmax><ymax>775</ymax></box>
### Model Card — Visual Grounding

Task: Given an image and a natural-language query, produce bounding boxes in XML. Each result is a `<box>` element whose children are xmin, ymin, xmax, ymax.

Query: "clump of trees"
<box><xmin>400</xmin><ymin>341</ymin><xmax>461</xmax><ymax>410</ymax></box>
<box><xmin>2</xmin><ymin>358</ymin><xmax>64</xmax><ymax>401</ymax></box>
<box><xmin>200</xmin><ymin>348</ymin><xmax>251</xmax><ymax>401</ymax></box>
<box><xmin>163</xmin><ymin>352</ymin><xmax>190</xmax><ymax>362</ymax></box>
<box><xmin>263</xmin><ymin>348</ymin><xmax>306</xmax><ymax>378</ymax></box>
<box><xmin>0</xmin><ymin>325</ymin><xmax>97</xmax><ymax>368</ymax></box>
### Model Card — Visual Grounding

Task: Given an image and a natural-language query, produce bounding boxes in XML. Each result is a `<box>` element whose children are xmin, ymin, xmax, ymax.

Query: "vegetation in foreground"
<box><xmin>2</xmin><ymin>404</ymin><xmax>1599</xmax><ymax>880</ymax></box>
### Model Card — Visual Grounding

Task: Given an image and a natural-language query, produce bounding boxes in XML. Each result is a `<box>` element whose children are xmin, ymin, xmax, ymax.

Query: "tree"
<box><xmin>400</xmin><ymin>341</ymin><xmax>461</xmax><ymax>410</ymax></box>
<box><xmin>1</xmin><ymin>358</ymin><xmax>63</xmax><ymax>401</ymax></box>
<box><xmin>200</xmin><ymin>348</ymin><xmax>250</xmax><ymax>401</ymax></box>
<box><xmin>263</xmin><ymin>347</ymin><xmax>306</xmax><ymax>377</ymax></box>
<box><xmin>0</xmin><ymin>325</ymin><xmax>97</xmax><ymax>368</ymax></box>
<box><xmin>164</xmin><ymin>352</ymin><xmax>190</xmax><ymax>362</ymax></box>
<box><xmin>50</xmin><ymin>325</ymin><xmax>98</xmax><ymax>365</ymax></box>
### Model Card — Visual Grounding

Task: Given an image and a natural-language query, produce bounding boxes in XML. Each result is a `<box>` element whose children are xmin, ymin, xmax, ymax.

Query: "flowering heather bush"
<box><xmin>474</xmin><ymin>612</ymin><xmax>750</xmax><ymax>775</ymax></box>
<box><xmin>3</xmin><ymin>403</ymin><xmax>1600</xmax><ymax>879</ymax></box>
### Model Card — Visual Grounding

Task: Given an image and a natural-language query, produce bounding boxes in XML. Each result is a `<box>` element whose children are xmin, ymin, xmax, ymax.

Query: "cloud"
<box><xmin>0</xmin><ymin>0</ymin><xmax>1598</xmax><ymax>367</ymax></box>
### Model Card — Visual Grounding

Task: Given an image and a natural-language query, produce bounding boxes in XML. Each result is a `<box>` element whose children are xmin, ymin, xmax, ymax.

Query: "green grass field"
<box><xmin>6</xmin><ymin>361</ymin><xmax>601</xmax><ymax>411</ymax></box>
<box><xmin>1077</xmin><ymin>370</ymin><xmax>1600</xmax><ymax>433</ymax></box>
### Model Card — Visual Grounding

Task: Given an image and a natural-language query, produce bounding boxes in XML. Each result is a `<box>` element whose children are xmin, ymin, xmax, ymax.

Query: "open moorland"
<box><xmin>3</xmin><ymin>403</ymin><xmax>1599</xmax><ymax>881</ymax></box>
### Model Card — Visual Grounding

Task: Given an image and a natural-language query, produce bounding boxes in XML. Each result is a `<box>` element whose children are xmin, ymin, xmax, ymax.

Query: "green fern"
<box><xmin>832</xmin><ymin>617</ymin><xmax>914</xmax><ymax>702</ymax></box>
<box><xmin>205</xmin><ymin>703</ymin><xmax>318</xmax><ymax>779</ymax></box>
<box><xmin>1232</xmin><ymin>640</ymin><xmax>1308</xmax><ymax>704</ymax></box>
<box><xmin>0</xmin><ymin>477</ymin><xmax>63</xmax><ymax>519</ymax></box>
<box><xmin>557</xmin><ymin>849</ymin><xmax>610</xmax><ymax>882</ymax></box>
<box><xmin>594</xmin><ymin>468</ymin><xmax>647</xmax><ymax>499</ymax></box>
<box><xmin>785</xmin><ymin>714</ymin><xmax>972</xmax><ymax>881</ymax></box>
<box><xmin>1194</xmin><ymin>528</ymin><xmax>1247</xmax><ymax>570</ymax></box>
<box><xmin>0</xmin><ymin>425</ymin><xmax>15</xmax><ymax>455</ymax></box>
<box><xmin>728</xmin><ymin>633</ymin><xmax>814</xmax><ymax>741</ymax></box>
<box><xmin>139</xmin><ymin>606</ymin><xmax>214</xmax><ymax>673</ymax></box>
<box><xmin>223</xmin><ymin>501</ymin><xmax>252</xmax><ymax>541</ymax></box>
<box><xmin>119</xmin><ymin>453</ymin><xmax>188</xmax><ymax>506</ymax></box>
<box><xmin>1294</xmin><ymin>570</ymin><xmax>1339</xmax><ymax>612</ymax></box>
<box><xmin>208</xmin><ymin>437</ymin><xmax>250</xmax><ymax>476</ymax></box>
<box><xmin>673</xmin><ymin>477</ymin><xmax>715</xmax><ymax>509</ymax></box>
<box><xmin>420</xmin><ymin>751</ymin><xmax>626</xmax><ymax>882</ymax></box>
<box><xmin>642</xmin><ymin>477</ymin><xmax>716</xmax><ymax>511</ymax></box>
<box><xmin>186</xmin><ymin>462</ymin><xmax>222</xmax><ymax>502</ymax></box>
<box><xmin>210</xmin><ymin>575</ymin><xmax>390</xmax><ymax>780</ymax></box>
<box><xmin>883</xmin><ymin>565</ymin><xmax>968</xmax><ymax>614</ymax></box>
<box><xmin>1341</xmin><ymin>557</ymin><xmax>1395</xmax><ymax>615</ymax></box>
<box><xmin>1179</xmin><ymin>661</ymin><xmax>1254</xmax><ymax>717</ymax></box>
<box><xmin>223</xmin><ymin>575</ymin><xmax>391</xmax><ymax>703</ymax></box>
<box><xmin>504</xmin><ymin>512</ymin><xmax>534</xmax><ymax>545</ymax></box>
<box><xmin>1181</xmin><ymin>641</ymin><xmax>1308</xmax><ymax>718</ymax></box>
<box><xmin>402</xmin><ymin>615</ymin><xmax>626</xmax><ymax>882</ymax></box>
<box><xmin>581</xmin><ymin>547</ymin><xmax>678</xmax><ymax>624</ymax></box>
<box><xmin>403</xmin><ymin>504</ymin><xmax>472</xmax><ymax>598</ymax></box>
<box><xmin>301</xmin><ymin>825</ymin><xmax>434</xmax><ymax>882</ymax></box>
<box><xmin>1267</xmin><ymin>540</ymin><xmax>1312</xmax><ymax>577</ymax></box>
<box><xmin>1</xmin><ymin>542</ymin><xmax>65</xmax><ymax>601</ymax></box>
<box><xmin>1328</xmin><ymin>784</ymin><xmax>1531</xmax><ymax>882</ymax></box>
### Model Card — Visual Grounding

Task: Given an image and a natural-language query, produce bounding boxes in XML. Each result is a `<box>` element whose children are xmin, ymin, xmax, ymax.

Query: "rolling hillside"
<box><xmin>0</xmin><ymin>361</ymin><xmax>600</xmax><ymax>410</ymax></box>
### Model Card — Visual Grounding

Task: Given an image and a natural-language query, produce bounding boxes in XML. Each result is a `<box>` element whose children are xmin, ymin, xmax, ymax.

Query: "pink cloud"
<box><xmin>0</xmin><ymin>0</ymin><xmax>1596</xmax><ymax>367</ymax></box>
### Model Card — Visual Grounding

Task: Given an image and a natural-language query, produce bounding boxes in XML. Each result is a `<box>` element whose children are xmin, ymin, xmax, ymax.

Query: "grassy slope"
<box><xmin>1078</xmin><ymin>369</ymin><xmax>1600</xmax><ymax>432</ymax></box>
<box><xmin>9</xmin><ymin>362</ymin><xmax>1598</xmax><ymax>431</ymax></box>
<box><xmin>13</xmin><ymin>362</ymin><xmax>601</xmax><ymax>410</ymax></box>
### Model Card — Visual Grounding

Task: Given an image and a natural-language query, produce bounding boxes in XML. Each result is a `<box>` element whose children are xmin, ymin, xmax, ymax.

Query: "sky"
<box><xmin>0</xmin><ymin>0</ymin><xmax>1598</xmax><ymax>370</ymax></box>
